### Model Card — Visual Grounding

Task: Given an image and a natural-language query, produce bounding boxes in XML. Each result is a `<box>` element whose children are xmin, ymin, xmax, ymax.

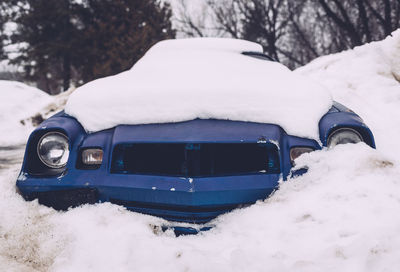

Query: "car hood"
<box><xmin>111</xmin><ymin>119</ymin><xmax>283</xmax><ymax>145</ymax></box>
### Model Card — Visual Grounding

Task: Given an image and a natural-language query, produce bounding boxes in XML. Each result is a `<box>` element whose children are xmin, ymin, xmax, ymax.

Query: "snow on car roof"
<box><xmin>65</xmin><ymin>38</ymin><xmax>332</xmax><ymax>139</ymax></box>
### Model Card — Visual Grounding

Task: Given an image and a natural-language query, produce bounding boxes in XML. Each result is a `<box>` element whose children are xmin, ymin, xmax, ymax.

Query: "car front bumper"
<box><xmin>17</xmin><ymin>173</ymin><xmax>280</xmax><ymax>224</ymax></box>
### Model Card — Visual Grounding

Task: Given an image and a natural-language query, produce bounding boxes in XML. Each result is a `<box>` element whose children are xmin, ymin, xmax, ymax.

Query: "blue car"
<box><xmin>16</xmin><ymin>41</ymin><xmax>375</xmax><ymax>231</ymax></box>
<box><xmin>16</xmin><ymin>103</ymin><xmax>374</xmax><ymax>223</ymax></box>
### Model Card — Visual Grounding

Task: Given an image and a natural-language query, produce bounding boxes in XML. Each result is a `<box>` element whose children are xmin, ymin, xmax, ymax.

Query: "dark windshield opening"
<box><xmin>111</xmin><ymin>143</ymin><xmax>280</xmax><ymax>177</ymax></box>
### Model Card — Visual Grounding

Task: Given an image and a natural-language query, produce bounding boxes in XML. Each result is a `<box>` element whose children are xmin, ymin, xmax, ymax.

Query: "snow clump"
<box><xmin>65</xmin><ymin>38</ymin><xmax>332</xmax><ymax>140</ymax></box>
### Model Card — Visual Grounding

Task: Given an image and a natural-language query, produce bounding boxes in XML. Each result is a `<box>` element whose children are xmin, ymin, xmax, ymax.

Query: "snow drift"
<box><xmin>0</xmin><ymin>81</ymin><xmax>53</xmax><ymax>145</ymax></box>
<box><xmin>65</xmin><ymin>38</ymin><xmax>332</xmax><ymax>140</ymax></box>
<box><xmin>296</xmin><ymin>29</ymin><xmax>400</xmax><ymax>156</ymax></box>
<box><xmin>1</xmin><ymin>31</ymin><xmax>400</xmax><ymax>271</ymax></box>
<box><xmin>0</xmin><ymin>81</ymin><xmax>73</xmax><ymax>146</ymax></box>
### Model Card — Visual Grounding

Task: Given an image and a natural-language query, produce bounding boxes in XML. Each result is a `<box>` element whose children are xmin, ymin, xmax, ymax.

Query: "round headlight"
<box><xmin>327</xmin><ymin>128</ymin><xmax>363</xmax><ymax>148</ymax></box>
<box><xmin>37</xmin><ymin>132</ymin><xmax>69</xmax><ymax>168</ymax></box>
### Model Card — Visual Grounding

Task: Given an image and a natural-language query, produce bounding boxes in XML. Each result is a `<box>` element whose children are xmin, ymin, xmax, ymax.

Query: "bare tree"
<box><xmin>317</xmin><ymin>0</ymin><xmax>400</xmax><ymax>47</ymax></box>
<box><xmin>0</xmin><ymin>1</ymin><xmax>10</xmax><ymax>60</ymax></box>
<box><xmin>176</xmin><ymin>0</ymin><xmax>400</xmax><ymax>69</ymax></box>
<box><xmin>174</xmin><ymin>0</ymin><xmax>226</xmax><ymax>37</ymax></box>
<box><xmin>177</xmin><ymin>0</ymin><xmax>299</xmax><ymax>64</ymax></box>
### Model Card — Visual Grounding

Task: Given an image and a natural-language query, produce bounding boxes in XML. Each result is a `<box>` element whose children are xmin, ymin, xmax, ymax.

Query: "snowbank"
<box><xmin>0</xmin><ymin>81</ymin><xmax>53</xmax><ymax>146</ymax></box>
<box><xmin>296</xmin><ymin>29</ymin><xmax>400</xmax><ymax>156</ymax></box>
<box><xmin>0</xmin><ymin>81</ymin><xmax>74</xmax><ymax>146</ymax></box>
<box><xmin>65</xmin><ymin>38</ymin><xmax>332</xmax><ymax>140</ymax></box>
<box><xmin>1</xmin><ymin>144</ymin><xmax>400</xmax><ymax>271</ymax></box>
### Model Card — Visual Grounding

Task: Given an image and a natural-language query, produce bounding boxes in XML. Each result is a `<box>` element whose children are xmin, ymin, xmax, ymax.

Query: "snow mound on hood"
<box><xmin>296</xmin><ymin>29</ymin><xmax>400</xmax><ymax>155</ymax></box>
<box><xmin>65</xmin><ymin>38</ymin><xmax>332</xmax><ymax>140</ymax></box>
<box><xmin>0</xmin><ymin>81</ymin><xmax>53</xmax><ymax>145</ymax></box>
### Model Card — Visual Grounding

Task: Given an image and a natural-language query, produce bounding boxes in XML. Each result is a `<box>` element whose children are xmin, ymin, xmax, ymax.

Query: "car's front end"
<box><xmin>16</xmin><ymin>102</ymin><xmax>375</xmax><ymax>227</ymax></box>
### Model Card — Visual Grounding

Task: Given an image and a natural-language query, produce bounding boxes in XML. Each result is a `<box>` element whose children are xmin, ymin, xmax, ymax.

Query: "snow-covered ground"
<box><xmin>1</xmin><ymin>31</ymin><xmax>400</xmax><ymax>271</ymax></box>
<box><xmin>0</xmin><ymin>81</ymin><xmax>73</xmax><ymax>146</ymax></box>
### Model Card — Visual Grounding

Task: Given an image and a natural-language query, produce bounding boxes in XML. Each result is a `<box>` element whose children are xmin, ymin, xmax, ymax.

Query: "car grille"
<box><xmin>111</xmin><ymin>143</ymin><xmax>280</xmax><ymax>177</ymax></box>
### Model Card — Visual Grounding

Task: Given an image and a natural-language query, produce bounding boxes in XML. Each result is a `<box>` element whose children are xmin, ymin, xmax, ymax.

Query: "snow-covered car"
<box><xmin>16</xmin><ymin>38</ymin><xmax>375</xmax><ymax>229</ymax></box>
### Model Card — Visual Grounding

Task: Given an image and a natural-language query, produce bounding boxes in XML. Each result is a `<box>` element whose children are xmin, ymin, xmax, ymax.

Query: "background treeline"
<box><xmin>0</xmin><ymin>0</ymin><xmax>399</xmax><ymax>94</ymax></box>
<box><xmin>0</xmin><ymin>0</ymin><xmax>175</xmax><ymax>94</ymax></box>
<box><xmin>177</xmin><ymin>0</ymin><xmax>400</xmax><ymax>68</ymax></box>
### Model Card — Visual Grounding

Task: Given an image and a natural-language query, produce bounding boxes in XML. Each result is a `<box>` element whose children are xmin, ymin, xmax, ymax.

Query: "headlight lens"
<box><xmin>37</xmin><ymin>132</ymin><xmax>69</xmax><ymax>168</ymax></box>
<box><xmin>327</xmin><ymin>128</ymin><xmax>363</xmax><ymax>148</ymax></box>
